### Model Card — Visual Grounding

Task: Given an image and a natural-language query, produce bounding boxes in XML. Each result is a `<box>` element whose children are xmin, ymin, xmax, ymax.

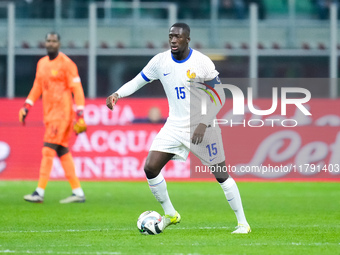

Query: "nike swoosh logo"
<box><xmin>209</xmin><ymin>157</ymin><xmax>217</xmax><ymax>162</ymax></box>
<box><xmin>163</xmin><ymin>73</ymin><xmax>170</xmax><ymax>76</ymax></box>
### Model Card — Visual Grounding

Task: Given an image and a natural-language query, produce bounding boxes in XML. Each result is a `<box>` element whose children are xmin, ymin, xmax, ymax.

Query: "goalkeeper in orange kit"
<box><xmin>19</xmin><ymin>32</ymin><xmax>87</xmax><ymax>203</ymax></box>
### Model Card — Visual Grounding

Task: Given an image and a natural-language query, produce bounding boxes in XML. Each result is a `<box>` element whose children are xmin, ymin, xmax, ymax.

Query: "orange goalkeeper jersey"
<box><xmin>27</xmin><ymin>52</ymin><xmax>85</xmax><ymax>123</ymax></box>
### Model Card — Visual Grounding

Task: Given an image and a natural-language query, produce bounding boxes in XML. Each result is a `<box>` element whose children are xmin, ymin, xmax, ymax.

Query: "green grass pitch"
<box><xmin>0</xmin><ymin>181</ymin><xmax>339</xmax><ymax>255</ymax></box>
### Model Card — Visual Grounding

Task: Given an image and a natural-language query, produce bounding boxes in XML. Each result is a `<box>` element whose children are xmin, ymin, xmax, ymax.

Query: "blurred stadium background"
<box><xmin>1</xmin><ymin>0</ymin><xmax>340</xmax><ymax>98</ymax></box>
<box><xmin>0</xmin><ymin>0</ymin><xmax>340</xmax><ymax>181</ymax></box>
<box><xmin>0</xmin><ymin>2</ymin><xmax>339</xmax><ymax>254</ymax></box>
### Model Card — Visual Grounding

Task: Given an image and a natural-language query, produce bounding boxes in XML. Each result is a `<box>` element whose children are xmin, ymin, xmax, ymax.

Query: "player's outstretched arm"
<box><xmin>106</xmin><ymin>93</ymin><xmax>119</xmax><ymax>110</ymax></box>
<box><xmin>106</xmin><ymin>73</ymin><xmax>150</xmax><ymax>110</ymax></box>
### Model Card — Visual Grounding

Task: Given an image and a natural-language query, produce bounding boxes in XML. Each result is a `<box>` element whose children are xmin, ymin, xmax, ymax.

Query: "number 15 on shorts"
<box><xmin>206</xmin><ymin>143</ymin><xmax>217</xmax><ymax>157</ymax></box>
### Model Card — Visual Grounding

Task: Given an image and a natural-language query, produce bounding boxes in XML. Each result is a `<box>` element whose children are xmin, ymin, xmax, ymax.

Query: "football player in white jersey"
<box><xmin>106</xmin><ymin>23</ymin><xmax>250</xmax><ymax>234</ymax></box>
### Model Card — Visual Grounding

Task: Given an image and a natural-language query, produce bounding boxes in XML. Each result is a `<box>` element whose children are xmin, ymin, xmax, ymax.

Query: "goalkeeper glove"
<box><xmin>73</xmin><ymin>110</ymin><xmax>87</xmax><ymax>134</ymax></box>
<box><xmin>19</xmin><ymin>103</ymin><xmax>31</xmax><ymax>125</ymax></box>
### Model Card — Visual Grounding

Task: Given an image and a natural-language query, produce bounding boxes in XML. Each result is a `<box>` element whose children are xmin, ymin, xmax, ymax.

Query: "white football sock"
<box><xmin>72</xmin><ymin>187</ymin><xmax>85</xmax><ymax>197</ymax></box>
<box><xmin>147</xmin><ymin>173</ymin><xmax>176</xmax><ymax>217</ymax></box>
<box><xmin>36</xmin><ymin>187</ymin><xmax>45</xmax><ymax>197</ymax></box>
<box><xmin>220</xmin><ymin>177</ymin><xmax>248</xmax><ymax>226</ymax></box>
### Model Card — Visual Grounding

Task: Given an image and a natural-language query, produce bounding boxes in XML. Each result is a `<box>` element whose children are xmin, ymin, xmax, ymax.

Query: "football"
<box><xmin>137</xmin><ymin>210</ymin><xmax>163</xmax><ymax>235</ymax></box>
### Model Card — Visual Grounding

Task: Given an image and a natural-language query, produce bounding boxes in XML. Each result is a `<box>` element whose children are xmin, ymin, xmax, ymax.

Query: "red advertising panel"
<box><xmin>191</xmin><ymin>99</ymin><xmax>340</xmax><ymax>180</ymax></box>
<box><xmin>0</xmin><ymin>98</ymin><xmax>339</xmax><ymax>181</ymax></box>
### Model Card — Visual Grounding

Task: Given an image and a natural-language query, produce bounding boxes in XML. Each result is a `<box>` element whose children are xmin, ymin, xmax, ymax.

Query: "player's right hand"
<box><xmin>106</xmin><ymin>93</ymin><xmax>118</xmax><ymax>110</ymax></box>
<box><xmin>19</xmin><ymin>103</ymin><xmax>31</xmax><ymax>125</ymax></box>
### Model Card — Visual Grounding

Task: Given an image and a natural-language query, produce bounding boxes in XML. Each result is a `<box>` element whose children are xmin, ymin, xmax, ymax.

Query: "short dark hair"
<box><xmin>170</xmin><ymin>23</ymin><xmax>190</xmax><ymax>37</ymax></box>
<box><xmin>45</xmin><ymin>32</ymin><xmax>61</xmax><ymax>41</ymax></box>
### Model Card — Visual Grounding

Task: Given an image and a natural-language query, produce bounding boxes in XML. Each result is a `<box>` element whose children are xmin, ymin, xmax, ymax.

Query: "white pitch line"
<box><xmin>2</xmin><ymin>224</ymin><xmax>336</xmax><ymax>234</ymax></box>
<box><xmin>0</xmin><ymin>226</ymin><xmax>230</xmax><ymax>234</ymax></box>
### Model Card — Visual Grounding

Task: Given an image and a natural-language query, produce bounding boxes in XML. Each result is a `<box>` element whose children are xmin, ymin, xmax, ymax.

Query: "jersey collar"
<box><xmin>171</xmin><ymin>48</ymin><xmax>193</xmax><ymax>63</ymax></box>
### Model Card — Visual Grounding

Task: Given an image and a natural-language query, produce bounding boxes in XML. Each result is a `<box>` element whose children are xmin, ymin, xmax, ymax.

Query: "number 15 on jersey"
<box><xmin>175</xmin><ymin>87</ymin><xmax>186</xmax><ymax>99</ymax></box>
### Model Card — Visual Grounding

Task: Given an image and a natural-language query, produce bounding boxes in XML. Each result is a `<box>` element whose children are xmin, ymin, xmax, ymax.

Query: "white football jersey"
<box><xmin>141</xmin><ymin>48</ymin><xmax>219</xmax><ymax>131</ymax></box>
